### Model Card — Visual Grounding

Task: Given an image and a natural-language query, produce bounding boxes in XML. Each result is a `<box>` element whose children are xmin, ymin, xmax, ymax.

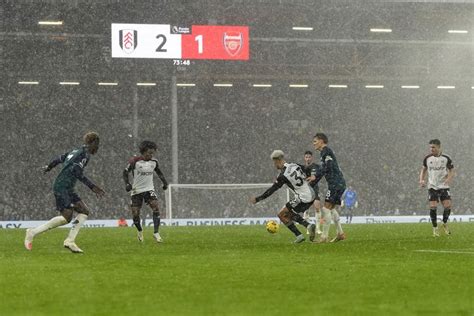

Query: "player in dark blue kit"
<box><xmin>313</xmin><ymin>133</ymin><xmax>347</xmax><ymax>243</ymax></box>
<box><xmin>24</xmin><ymin>132</ymin><xmax>105</xmax><ymax>253</ymax></box>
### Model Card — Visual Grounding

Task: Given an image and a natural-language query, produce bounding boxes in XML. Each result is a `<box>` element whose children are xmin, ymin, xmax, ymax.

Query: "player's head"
<box><xmin>271</xmin><ymin>150</ymin><xmax>286</xmax><ymax>170</ymax></box>
<box><xmin>313</xmin><ymin>133</ymin><xmax>328</xmax><ymax>151</ymax></box>
<box><xmin>304</xmin><ymin>150</ymin><xmax>313</xmax><ymax>165</ymax></box>
<box><xmin>83</xmin><ymin>132</ymin><xmax>100</xmax><ymax>155</ymax></box>
<box><xmin>429</xmin><ymin>139</ymin><xmax>441</xmax><ymax>156</ymax></box>
<box><xmin>139</xmin><ymin>140</ymin><xmax>157</xmax><ymax>160</ymax></box>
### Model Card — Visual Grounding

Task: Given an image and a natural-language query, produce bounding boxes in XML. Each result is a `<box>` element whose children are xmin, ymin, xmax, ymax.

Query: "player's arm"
<box><xmin>419</xmin><ymin>167</ymin><xmax>427</xmax><ymax>187</ymax></box>
<box><xmin>154</xmin><ymin>165</ymin><xmax>169</xmax><ymax>190</ymax></box>
<box><xmin>444</xmin><ymin>157</ymin><xmax>455</xmax><ymax>186</ymax></box>
<box><xmin>306</xmin><ymin>164</ymin><xmax>318</xmax><ymax>182</ymax></box>
<box><xmin>123</xmin><ymin>163</ymin><xmax>133</xmax><ymax>192</ymax></box>
<box><xmin>419</xmin><ymin>156</ymin><xmax>428</xmax><ymax>187</ymax></box>
<box><xmin>250</xmin><ymin>176</ymin><xmax>285</xmax><ymax>204</ymax></box>
<box><xmin>42</xmin><ymin>152</ymin><xmax>68</xmax><ymax>173</ymax></box>
<box><xmin>315</xmin><ymin>155</ymin><xmax>330</xmax><ymax>184</ymax></box>
<box><xmin>71</xmin><ymin>159</ymin><xmax>105</xmax><ymax>197</ymax></box>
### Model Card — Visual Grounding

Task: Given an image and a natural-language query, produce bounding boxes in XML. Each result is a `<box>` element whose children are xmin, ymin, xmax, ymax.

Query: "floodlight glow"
<box><xmin>292</xmin><ymin>27</ymin><xmax>313</xmax><ymax>31</ymax></box>
<box><xmin>370</xmin><ymin>28</ymin><xmax>392</xmax><ymax>33</ymax></box>
<box><xmin>38</xmin><ymin>21</ymin><xmax>63</xmax><ymax>25</ymax></box>
<box><xmin>136</xmin><ymin>82</ymin><xmax>156</xmax><ymax>86</ymax></box>
<box><xmin>365</xmin><ymin>85</ymin><xmax>384</xmax><ymax>89</ymax></box>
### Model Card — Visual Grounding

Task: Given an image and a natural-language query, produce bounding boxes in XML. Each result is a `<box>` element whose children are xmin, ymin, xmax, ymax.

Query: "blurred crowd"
<box><xmin>1</xmin><ymin>84</ymin><xmax>473</xmax><ymax>220</ymax></box>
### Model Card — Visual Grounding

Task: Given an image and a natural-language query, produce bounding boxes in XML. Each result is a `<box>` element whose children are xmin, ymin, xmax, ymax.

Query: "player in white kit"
<box><xmin>123</xmin><ymin>141</ymin><xmax>168</xmax><ymax>243</ymax></box>
<box><xmin>250</xmin><ymin>150</ymin><xmax>317</xmax><ymax>243</ymax></box>
<box><xmin>419</xmin><ymin>139</ymin><xmax>455</xmax><ymax>237</ymax></box>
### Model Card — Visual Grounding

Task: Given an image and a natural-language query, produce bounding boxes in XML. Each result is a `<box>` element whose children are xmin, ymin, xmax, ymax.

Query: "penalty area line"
<box><xmin>414</xmin><ymin>250</ymin><xmax>474</xmax><ymax>255</ymax></box>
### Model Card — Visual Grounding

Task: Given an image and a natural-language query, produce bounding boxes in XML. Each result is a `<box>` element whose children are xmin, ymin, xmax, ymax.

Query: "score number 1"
<box><xmin>195</xmin><ymin>35</ymin><xmax>203</xmax><ymax>54</ymax></box>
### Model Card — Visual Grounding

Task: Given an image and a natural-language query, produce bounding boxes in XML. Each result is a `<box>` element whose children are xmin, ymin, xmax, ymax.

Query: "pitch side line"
<box><xmin>414</xmin><ymin>250</ymin><xmax>474</xmax><ymax>255</ymax></box>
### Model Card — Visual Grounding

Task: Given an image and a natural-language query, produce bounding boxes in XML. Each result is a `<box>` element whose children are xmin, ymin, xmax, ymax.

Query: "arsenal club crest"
<box><xmin>223</xmin><ymin>32</ymin><xmax>243</xmax><ymax>56</ymax></box>
<box><xmin>119</xmin><ymin>29</ymin><xmax>138</xmax><ymax>54</ymax></box>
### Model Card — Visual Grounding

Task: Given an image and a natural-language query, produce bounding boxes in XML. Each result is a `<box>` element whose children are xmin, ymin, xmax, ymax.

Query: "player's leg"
<box><xmin>277</xmin><ymin>206</ymin><xmax>305</xmax><ymax>243</ymax></box>
<box><xmin>149</xmin><ymin>199</ymin><xmax>163</xmax><ymax>243</ymax></box>
<box><xmin>440</xmin><ymin>190</ymin><xmax>452</xmax><ymax>235</ymax></box>
<box><xmin>24</xmin><ymin>192</ymin><xmax>71</xmax><ymax>250</ymax></box>
<box><xmin>317</xmin><ymin>193</ymin><xmax>333</xmax><ymax>243</ymax></box>
<box><xmin>63</xmin><ymin>198</ymin><xmax>90</xmax><ymax>253</ymax></box>
<box><xmin>349</xmin><ymin>207</ymin><xmax>354</xmax><ymax>224</ymax></box>
<box><xmin>130</xmin><ymin>193</ymin><xmax>144</xmax><ymax>241</ymax></box>
<box><xmin>428</xmin><ymin>189</ymin><xmax>440</xmax><ymax>237</ymax></box>
<box><xmin>313</xmin><ymin>199</ymin><xmax>322</xmax><ymax>235</ymax></box>
<box><xmin>289</xmin><ymin>201</ymin><xmax>317</xmax><ymax>241</ymax></box>
<box><xmin>131</xmin><ymin>206</ymin><xmax>144</xmax><ymax>241</ymax></box>
<box><xmin>330</xmin><ymin>188</ymin><xmax>346</xmax><ymax>242</ymax></box>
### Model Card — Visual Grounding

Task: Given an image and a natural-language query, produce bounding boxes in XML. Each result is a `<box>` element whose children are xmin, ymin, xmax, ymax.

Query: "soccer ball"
<box><xmin>266</xmin><ymin>220</ymin><xmax>279</xmax><ymax>234</ymax></box>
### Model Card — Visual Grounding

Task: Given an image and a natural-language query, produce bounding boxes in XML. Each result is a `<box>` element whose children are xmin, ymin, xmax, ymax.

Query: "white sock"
<box><xmin>315</xmin><ymin>211</ymin><xmax>321</xmax><ymax>232</ymax></box>
<box><xmin>66</xmin><ymin>213</ymin><xmax>88</xmax><ymax>242</ymax></box>
<box><xmin>321</xmin><ymin>208</ymin><xmax>331</xmax><ymax>238</ymax></box>
<box><xmin>331</xmin><ymin>209</ymin><xmax>344</xmax><ymax>235</ymax></box>
<box><xmin>31</xmin><ymin>216</ymin><xmax>68</xmax><ymax>236</ymax></box>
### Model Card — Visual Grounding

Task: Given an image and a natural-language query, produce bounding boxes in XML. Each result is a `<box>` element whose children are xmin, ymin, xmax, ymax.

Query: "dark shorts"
<box><xmin>54</xmin><ymin>191</ymin><xmax>81</xmax><ymax>211</ymax></box>
<box><xmin>429</xmin><ymin>188</ymin><xmax>451</xmax><ymax>202</ymax></box>
<box><xmin>131</xmin><ymin>190</ymin><xmax>158</xmax><ymax>208</ymax></box>
<box><xmin>286</xmin><ymin>198</ymin><xmax>315</xmax><ymax>214</ymax></box>
<box><xmin>325</xmin><ymin>186</ymin><xmax>346</xmax><ymax>206</ymax></box>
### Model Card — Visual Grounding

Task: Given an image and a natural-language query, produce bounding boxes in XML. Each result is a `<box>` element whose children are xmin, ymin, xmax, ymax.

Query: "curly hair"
<box><xmin>83</xmin><ymin>132</ymin><xmax>100</xmax><ymax>145</ymax></box>
<box><xmin>139</xmin><ymin>140</ymin><xmax>158</xmax><ymax>154</ymax></box>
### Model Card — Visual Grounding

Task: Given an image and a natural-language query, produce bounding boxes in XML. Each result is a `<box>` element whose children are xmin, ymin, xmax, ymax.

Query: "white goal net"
<box><xmin>166</xmin><ymin>184</ymin><xmax>290</xmax><ymax>219</ymax></box>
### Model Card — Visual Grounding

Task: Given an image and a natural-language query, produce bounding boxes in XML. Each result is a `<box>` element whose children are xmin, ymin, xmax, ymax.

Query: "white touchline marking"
<box><xmin>414</xmin><ymin>250</ymin><xmax>474</xmax><ymax>255</ymax></box>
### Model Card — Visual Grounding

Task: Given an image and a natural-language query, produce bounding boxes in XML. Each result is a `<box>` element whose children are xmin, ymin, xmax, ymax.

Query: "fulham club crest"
<box><xmin>223</xmin><ymin>32</ymin><xmax>243</xmax><ymax>56</ymax></box>
<box><xmin>119</xmin><ymin>30</ymin><xmax>138</xmax><ymax>54</ymax></box>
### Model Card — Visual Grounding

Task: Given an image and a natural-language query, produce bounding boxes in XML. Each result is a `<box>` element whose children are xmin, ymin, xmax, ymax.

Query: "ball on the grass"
<box><xmin>266</xmin><ymin>220</ymin><xmax>279</xmax><ymax>234</ymax></box>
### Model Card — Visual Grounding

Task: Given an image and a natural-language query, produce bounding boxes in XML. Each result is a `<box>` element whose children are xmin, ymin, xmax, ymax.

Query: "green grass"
<box><xmin>0</xmin><ymin>223</ymin><xmax>473</xmax><ymax>316</ymax></box>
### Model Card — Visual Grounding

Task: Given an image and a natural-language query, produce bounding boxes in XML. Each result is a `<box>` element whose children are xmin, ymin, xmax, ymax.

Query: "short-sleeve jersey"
<box><xmin>319</xmin><ymin>146</ymin><xmax>346</xmax><ymax>189</ymax></box>
<box><xmin>423</xmin><ymin>154</ymin><xmax>454</xmax><ymax>190</ymax></box>
<box><xmin>53</xmin><ymin>147</ymin><xmax>90</xmax><ymax>192</ymax></box>
<box><xmin>125</xmin><ymin>157</ymin><xmax>160</xmax><ymax>195</ymax></box>
<box><xmin>276</xmin><ymin>163</ymin><xmax>316</xmax><ymax>203</ymax></box>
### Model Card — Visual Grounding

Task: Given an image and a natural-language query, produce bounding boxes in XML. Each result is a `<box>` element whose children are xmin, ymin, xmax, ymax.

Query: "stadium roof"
<box><xmin>1</xmin><ymin>0</ymin><xmax>473</xmax><ymax>84</ymax></box>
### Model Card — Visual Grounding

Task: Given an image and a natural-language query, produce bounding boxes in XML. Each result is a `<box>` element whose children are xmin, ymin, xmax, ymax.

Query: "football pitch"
<box><xmin>0</xmin><ymin>223</ymin><xmax>473</xmax><ymax>316</ymax></box>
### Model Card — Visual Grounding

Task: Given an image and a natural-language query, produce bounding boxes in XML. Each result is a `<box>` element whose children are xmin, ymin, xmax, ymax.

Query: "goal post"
<box><xmin>166</xmin><ymin>183</ymin><xmax>290</xmax><ymax>220</ymax></box>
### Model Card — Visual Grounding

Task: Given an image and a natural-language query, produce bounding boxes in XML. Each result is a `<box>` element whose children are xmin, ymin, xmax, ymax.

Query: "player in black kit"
<box><xmin>303</xmin><ymin>151</ymin><xmax>322</xmax><ymax>235</ymax></box>
<box><xmin>313</xmin><ymin>133</ymin><xmax>347</xmax><ymax>243</ymax></box>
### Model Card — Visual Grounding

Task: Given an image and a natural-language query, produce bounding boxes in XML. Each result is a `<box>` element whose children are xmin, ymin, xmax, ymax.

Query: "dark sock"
<box><xmin>429</xmin><ymin>208</ymin><xmax>437</xmax><ymax>227</ymax></box>
<box><xmin>286</xmin><ymin>222</ymin><xmax>302</xmax><ymax>236</ymax></box>
<box><xmin>153</xmin><ymin>212</ymin><xmax>161</xmax><ymax>233</ymax></box>
<box><xmin>443</xmin><ymin>208</ymin><xmax>451</xmax><ymax>223</ymax></box>
<box><xmin>291</xmin><ymin>213</ymin><xmax>310</xmax><ymax>228</ymax></box>
<box><xmin>133</xmin><ymin>216</ymin><xmax>142</xmax><ymax>232</ymax></box>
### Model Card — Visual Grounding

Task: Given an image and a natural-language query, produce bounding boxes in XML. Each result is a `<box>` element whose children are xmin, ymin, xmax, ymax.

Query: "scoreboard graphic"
<box><xmin>111</xmin><ymin>23</ymin><xmax>249</xmax><ymax>60</ymax></box>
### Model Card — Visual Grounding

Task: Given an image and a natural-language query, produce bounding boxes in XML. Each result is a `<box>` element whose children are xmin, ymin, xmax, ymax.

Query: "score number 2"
<box><xmin>156</xmin><ymin>34</ymin><xmax>167</xmax><ymax>52</ymax></box>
